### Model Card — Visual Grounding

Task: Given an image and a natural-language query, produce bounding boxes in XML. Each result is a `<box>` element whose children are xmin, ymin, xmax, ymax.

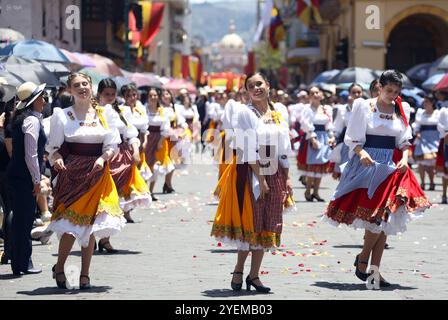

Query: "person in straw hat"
<box><xmin>6</xmin><ymin>81</ymin><xmax>47</xmax><ymax>276</ymax></box>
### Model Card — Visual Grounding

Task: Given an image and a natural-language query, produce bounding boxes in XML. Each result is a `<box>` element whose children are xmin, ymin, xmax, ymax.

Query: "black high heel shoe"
<box><xmin>230</xmin><ymin>271</ymin><xmax>243</xmax><ymax>291</ymax></box>
<box><xmin>151</xmin><ymin>194</ymin><xmax>158</xmax><ymax>201</ymax></box>
<box><xmin>354</xmin><ymin>254</ymin><xmax>369</xmax><ymax>282</ymax></box>
<box><xmin>79</xmin><ymin>275</ymin><xmax>91</xmax><ymax>290</ymax></box>
<box><xmin>98</xmin><ymin>240</ymin><xmax>118</xmax><ymax>254</ymax></box>
<box><xmin>246</xmin><ymin>275</ymin><xmax>271</xmax><ymax>293</ymax></box>
<box><xmin>163</xmin><ymin>183</ymin><xmax>175</xmax><ymax>194</ymax></box>
<box><xmin>52</xmin><ymin>264</ymin><xmax>67</xmax><ymax>289</ymax></box>
<box><xmin>312</xmin><ymin>194</ymin><xmax>325</xmax><ymax>202</ymax></box>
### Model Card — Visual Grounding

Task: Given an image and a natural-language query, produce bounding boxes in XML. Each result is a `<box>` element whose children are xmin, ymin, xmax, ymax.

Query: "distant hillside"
<box><xmin>191</xmin><ymin>0</ymin><xmax>257</xmax><ymax>47</ymax></box>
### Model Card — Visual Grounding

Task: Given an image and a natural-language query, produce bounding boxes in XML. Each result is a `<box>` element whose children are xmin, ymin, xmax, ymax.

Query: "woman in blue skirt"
<box><xmin>412</xmin><ymin>94</ymin><xmax>440</xmax><ymax>190</ymax></box>
<box><xmin>299</xmin><ymin>86</ymin><xmax>334</xmax><ymax>201</ymax></box>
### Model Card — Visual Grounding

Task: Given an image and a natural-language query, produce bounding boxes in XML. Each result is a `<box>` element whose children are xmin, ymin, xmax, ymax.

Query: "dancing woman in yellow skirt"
<box><xmin>47</xmin><ymin>73</ymin><xmax>125</xmax><ymax>289</ymax></box>
<box><xmin>144</xmin><ymin>87</ymin><xmax>173</xmax><ymax>201</ymax></box>
<box><xmin>160</xmin><ymin>89</ymin><xmax>189</xmax><ymax>193</ymax></box>
<box><xmin>211</xmin><ymin>72</ymin><xmax>293</xmax><ymax>293</ymax></box>
<box><xmin>96</xmin><ymin>79</ymin><xmax>152</xmax><ymax>252</ymax></box>
<box><xmin>121</xmin><ymin>84</ymin><xmax>152</xmax><ymax>185</ymax></box>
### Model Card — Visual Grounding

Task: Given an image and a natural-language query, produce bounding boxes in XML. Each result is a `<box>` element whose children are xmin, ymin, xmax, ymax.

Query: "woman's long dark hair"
<box><xmin>99</xmin><ymin>78</ymin><xmax>128</xmax><ymax>127</ymax></box>
<box><xmin>147</xmin><ymin>86</ymin><xmax>162</xmax><ymax>109</ymax></box>
<box><xmin>244</xmin><ymin>72</ymin><xmax>275</xmax><ymax>111</ymax></box>
<box><xmin>379</xmin><ymin>70</ymin><xmax>403</xmax><ymax>119</ymax></box>
<box><xmin>161</xmin><ymin>89</ymin><xmax>175</xmax><ymax>109</ymax></box>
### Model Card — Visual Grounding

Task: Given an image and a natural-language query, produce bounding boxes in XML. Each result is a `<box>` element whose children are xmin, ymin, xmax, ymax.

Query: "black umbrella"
<box><xmin>329</xmin><ymin>67</ymin><xmax>377</xmax><ymax>86</ymax></box>
<box><xmin>406</xmin><ymin>63</ymin><xmax>431</xmax><ymax>82</ymax></box>
<box><xmin>0</xmin><ymin>69</ymin><xmax>25</xmax><ymax>86</ymax></box>
<box><xmin>0</xmin><ymin>56</ymin><xmax>61</xmax><ymax>87</ymax></box>
<box><xmin>40</xmin><ymin>61</ymin><xmax>71</xmax><ymax>78</ymax></box>
<box><xmin>429</xmin><ymin>54</ymin><xmax>448</xmax><ymax>77</ymax></box>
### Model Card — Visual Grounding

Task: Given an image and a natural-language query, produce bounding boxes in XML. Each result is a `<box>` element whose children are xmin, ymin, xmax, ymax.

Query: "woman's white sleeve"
<box><xmin>46</xmin><ymin>108</ymin><xmax>66</xmax><ymax>160</ymax></box>
<box><xmin>397</xmin><ymin>124</ymin><xmax>412</xmax><ymax>150</ymax></box>
<box><xmin>103</xmin><ymin>125</ymin><xmax>120</xmax><ymax>155</ymax></box>
<box><xmin>412</xmin><ymin>108</ymin><xmax>423</xmax><ymax>133</ymax></box>
<box><xmin>235</xmin><ymin>107</ymin><xmax>258</xmax><ymax>163</ymax></box>
<box><xmin>123</xmin><ymin>108</ymin><xmax>140</xmax><ymax>147</ymax></box>
<box><xmin>344</xmin><ymin>99</ymin><xmax>368</xmax><ymax>157</ymax></box>
<box><xmin>438</xmin><ymin>109</ymin><xmax>448</xmax><ymax>138</ymax></box>
<box><xmin>299</xmin><ymin>106</ymin><xmax>316</xmax><ymax>140</ymax></box>
<box><xmin>333</xmin><ymin>105</ymin><xmax>346</xmax><ymax>137</ymax></box>
<box><xmin>278</xmin><ymin>126</ymin><xmax>291</xmax><ymax>169</ymax></box>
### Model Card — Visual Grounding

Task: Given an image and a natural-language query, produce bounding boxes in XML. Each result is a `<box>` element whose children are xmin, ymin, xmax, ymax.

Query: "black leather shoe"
<box><xmin>230</xmin><ymin>271</ymin><xmax>243</xmax><ymax>291</ymax></box>
<box><xmin>246</xmin><ymin>275</ymin><xmax>271</xmax><ymax>293</ymax></box>
<box><xmin>24</xmin><ymin>268</ymin><xmax>42</xmax><ymax>274</ymax></box>
<box><xmin>354</xmin><ymin>254</ymin><xmax>369</xmax><ymax>282</ymax></box>
<box><xmin>79</xmin><ymin>275</ymin><xmax>91</xmax><ymax>290</ymax></box>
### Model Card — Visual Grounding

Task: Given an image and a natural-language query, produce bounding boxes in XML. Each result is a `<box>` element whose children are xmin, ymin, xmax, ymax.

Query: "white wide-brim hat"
<box><xmin>16</xmin><ymin>81</ymin><xmax>46</xmax><ymax>110</ymax></box>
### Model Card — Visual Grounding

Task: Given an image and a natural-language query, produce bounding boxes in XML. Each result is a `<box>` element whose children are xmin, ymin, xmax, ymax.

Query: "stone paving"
<box><xmin>1</xmin><ymin>156</ymin><xmax>447</xmax><ymax>300</ymax></box>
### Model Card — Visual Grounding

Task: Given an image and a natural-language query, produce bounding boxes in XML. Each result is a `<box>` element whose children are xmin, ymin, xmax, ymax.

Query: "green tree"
<box><xmin>253</xmin><ymin>41</ymin><xmax>283</xmax><ymax>70</ymax></box>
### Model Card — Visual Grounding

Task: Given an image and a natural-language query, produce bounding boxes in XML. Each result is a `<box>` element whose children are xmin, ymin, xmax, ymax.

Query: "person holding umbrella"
<box><xmin>6</xmin><ymin>81</ymin><xmax>47</xmax><ymax>275</ymax></box>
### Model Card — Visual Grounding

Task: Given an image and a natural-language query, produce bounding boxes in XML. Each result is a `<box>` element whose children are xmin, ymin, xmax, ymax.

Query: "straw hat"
<box><xmin>16</xmin><ymin>82</ymin><xmax>46</xmax><ymax>110</ymax></box>
<box><xmin>179</xmin><ymin>88</ymin><xmax>188</xmax><ymax>95</ymax></box>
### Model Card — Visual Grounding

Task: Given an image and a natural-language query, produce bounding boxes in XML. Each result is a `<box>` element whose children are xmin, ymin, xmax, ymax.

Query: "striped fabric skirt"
<box><xmin>211</xmin><ymin>153</ymin><xmax>287</xmax><ymax>250</ymax></box>
<box><xmin>49</xmin><ymin>143</ymin><xmax>125</xmax><ymax>247</ymax></box>
<box><xmin>110</xmin><ymin>142</ymin><xmax>151</xmax><ymax>212</ymax></box>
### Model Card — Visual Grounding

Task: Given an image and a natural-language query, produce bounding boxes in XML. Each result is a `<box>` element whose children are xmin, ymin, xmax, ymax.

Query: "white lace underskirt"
<box><xmin>150</xmin><ymin>162</ymin><xmax>175</xmax><ymax>182</ymax></box>
<box><xmin>299</xmin><ymin>170</ymin><xmax>329</xmax><ymax>178</ymax></box>
<box><xmin>120</xmin><ymin>192</ymin><xmax>152</xmax><ymax>212</ymax></box>
<box><xmin>140</xmin><ymin>167</ymin><xmax>153</xmax><ymax>182</ymax></box>
<box><xmin>322</xmin><ymin>204</ymin><xmax>427</xmax><ymax>236</ymax></box>
<box><xmin>48</xmin><ymin>212</ymin><xmax>126</xmax><ymax>248</ymax></box>
<box><xmin>214</xmin><ymin>236</ymin><xmax>271</xmax><ymax>252</ymax></box>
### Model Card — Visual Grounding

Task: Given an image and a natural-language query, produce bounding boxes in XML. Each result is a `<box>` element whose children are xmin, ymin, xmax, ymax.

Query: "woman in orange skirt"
<box><xmin>47</xmin><ymin>73</ymin><xmax>125</xmax><ymax>289</ymax></box>
<box><xmin>96</xmin><ymin>79</ymin><xmax>151</xmax><ymax>251</ymax></box>
<box><xmin>211</xmin><ymin>72</ymin><xmax>293</xmax><ymax>293</ymax></box>
<box><xmin>144</xmin><ymin>87</ymin><xmax>173</xmax><ymax>201</ymax></box>
<box><xmin>121</xmin><ymin>84</ymin><xmax>152</xmax><ymax>185</ymax></box>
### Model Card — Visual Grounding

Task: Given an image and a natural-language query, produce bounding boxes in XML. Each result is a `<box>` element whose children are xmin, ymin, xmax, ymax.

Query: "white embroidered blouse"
<box><xmin>47</xmin><ymin>106</ymin><xmax>121</xmax><ymax>161</ymax></box>
<box><xmin>344</xmin><ymin>98</ymin><xmax>412</xmax><ymax>158</ymax></box>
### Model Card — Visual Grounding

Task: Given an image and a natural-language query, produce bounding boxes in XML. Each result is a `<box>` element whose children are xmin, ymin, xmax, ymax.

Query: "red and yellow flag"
<box><xmin>296</xmin><ymin>0</ymin><xmax>311</xmax><ymax>27</ymax></box>
<box><xmin>311</xmin><ymin>0</ymin><xmax>322</xmax><ymax>24</ymax></box>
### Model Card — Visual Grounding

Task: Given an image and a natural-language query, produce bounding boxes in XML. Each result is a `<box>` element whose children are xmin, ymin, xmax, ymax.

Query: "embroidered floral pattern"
<box><xmin>211</xmin><ymin>224</ymin><xmax>281</xmax><ymax>248</ymax></box>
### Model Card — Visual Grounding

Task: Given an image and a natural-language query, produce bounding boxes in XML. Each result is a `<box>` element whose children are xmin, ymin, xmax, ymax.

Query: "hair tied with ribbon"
<box><xmin>395</xmin><ymin>96</ymin><xmax>408</xmax><ymax>128</ymax></box>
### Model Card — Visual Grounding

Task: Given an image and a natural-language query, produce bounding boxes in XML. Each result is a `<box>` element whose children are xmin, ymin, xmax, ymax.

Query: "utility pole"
<box><xmin>124</xmin><ymin>0</ymin><xmax>131</xmax><ymax>70</ymax></box>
